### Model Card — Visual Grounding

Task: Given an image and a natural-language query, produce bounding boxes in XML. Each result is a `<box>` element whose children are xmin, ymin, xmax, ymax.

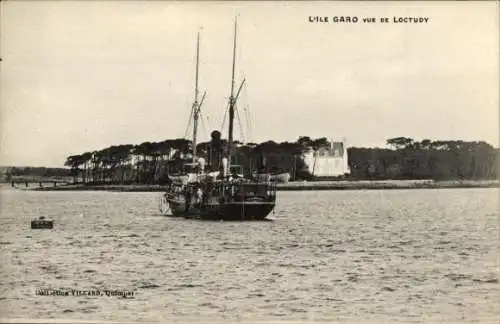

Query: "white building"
<box><xmin>302</xmin><ymin>141</ymin><xmax>350</xmax><ymax>177</ymax></box>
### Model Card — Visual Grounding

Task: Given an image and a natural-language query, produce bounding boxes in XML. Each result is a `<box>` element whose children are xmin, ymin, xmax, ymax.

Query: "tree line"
<box><xmin>5</xmin><ymin>136</ymin><xmax>497</xmax><ymax>184</ymax></box>
<box><xmin>348</xmin><ymin>137</ymin><xmax>499</xmax><ymax>180</ymax></box>
<box><xmin>56</xmin><ymin>136</ymin><xmax>498</xmax><ymax>184</ymax></box>
<box><xmin>58</xmin><ymin>136</ymin><xmax>332</xmax><ymax>184</ymax></box>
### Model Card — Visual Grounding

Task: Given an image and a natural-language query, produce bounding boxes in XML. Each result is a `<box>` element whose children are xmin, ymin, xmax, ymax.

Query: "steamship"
<box><xmin>161</xmin><ymin>18</ymin><xmax>277</xmax><ymax>221</ymax></box>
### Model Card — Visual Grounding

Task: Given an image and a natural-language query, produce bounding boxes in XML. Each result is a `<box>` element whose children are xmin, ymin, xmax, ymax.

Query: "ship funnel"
<box><xmin>222</xmin><ymin>157</ymin><xmax>228</xmax><ymax>177</ymax></box>
<box><xmin>210</xmin><ymin>130</ymin><xmax>222</xmax><ymax>169</ymax></box>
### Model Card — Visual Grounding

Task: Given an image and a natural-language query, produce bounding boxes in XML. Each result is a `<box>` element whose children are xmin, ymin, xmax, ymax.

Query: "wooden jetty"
<box><xmin>11</xmin><ymin>180</ymin><xmax>71</xmax><ymax>189</ymax></box>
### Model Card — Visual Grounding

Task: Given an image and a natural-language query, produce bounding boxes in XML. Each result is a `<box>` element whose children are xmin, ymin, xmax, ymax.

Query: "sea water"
<box><xmin>0</xmin><ymin>187</ymin><xmax>498</xmax><ymax>322</ymax></box>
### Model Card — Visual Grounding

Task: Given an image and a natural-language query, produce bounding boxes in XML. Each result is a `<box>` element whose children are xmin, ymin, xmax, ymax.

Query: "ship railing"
<box><xmin>200</xmin><ymin>180</ymin><xmax>277</xmax><ymax>201</ymax></box>
<box><xmin>231</xmin><ymin>181</ymin><xmax>277</xmax><ymax>198</ymax></box>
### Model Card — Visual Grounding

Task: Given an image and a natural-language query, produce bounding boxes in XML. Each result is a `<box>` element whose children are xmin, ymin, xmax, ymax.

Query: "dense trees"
<box><xmin>348</xmin><ymin>138</ymin><xmax>499</xmax><ymax>180</ymax></box>
<box><xmin>59</xmin><ymin>136</ymin><xmax>323</xmax><ymax>184</ymax></box>
<box><xmin>61</xmin><ymin>138</ymin><xmax>193</xmax><ymax>184</ymax></box>
<box><xmin>4</xmin><ymin>137</ymin><xmax>497</xmax><ymax>184</ymax></box>
<box><xmin>57</xmin><ymin>136</ymin><xmax>498</xmax><ymax>184</ymax></box>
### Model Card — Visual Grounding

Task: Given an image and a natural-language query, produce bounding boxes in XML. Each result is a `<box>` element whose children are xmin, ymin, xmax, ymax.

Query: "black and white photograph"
<box><xmin>0</xmin><ymin>0</ymin><xmax>498</xmax><ymax>322</ymax></box>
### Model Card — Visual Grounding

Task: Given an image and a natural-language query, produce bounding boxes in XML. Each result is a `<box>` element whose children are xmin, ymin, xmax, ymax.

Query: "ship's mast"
<box><xmin>227</xmin><ymin>17</ymin><xmax>238</xmax><ymax>167</ymax></box>
<box><xmin>192</xmin><ymin>31</ymin><xmax>201</xmax><ymax>163</ymax></box>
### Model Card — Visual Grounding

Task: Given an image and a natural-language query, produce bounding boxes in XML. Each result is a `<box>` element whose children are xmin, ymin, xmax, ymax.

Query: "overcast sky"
<box><xmin>1</xmin><ymin>1</ymin><xmax>498</xmax><ymax>167</ymax></box>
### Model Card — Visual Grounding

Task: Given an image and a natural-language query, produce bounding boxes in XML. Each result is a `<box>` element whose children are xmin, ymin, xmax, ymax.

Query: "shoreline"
<box><xmin>15</xmin><ymin>180</ymin><xmax>500</xmax><ymax>192</ymax></box>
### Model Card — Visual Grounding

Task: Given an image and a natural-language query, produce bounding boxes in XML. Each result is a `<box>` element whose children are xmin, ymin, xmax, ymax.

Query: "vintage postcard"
<box><xmin>0</xmin><ymin>0</ymin><xmax>498</xmax><ymax>323</ymax></box>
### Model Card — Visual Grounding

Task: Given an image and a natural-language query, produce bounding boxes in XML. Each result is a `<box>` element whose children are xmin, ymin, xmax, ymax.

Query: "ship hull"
<box><xmin>203</xmin><ymin>201</ymin><xmax>275</xmax><ymax>221</ymax></box>
<box><xmin>164</xmin><ymin>176</ymin><xmax>277</xmax><ymax>221</ymax></box>
<box><xmin>167</xmin><ymin>199</ymin><xmax>275</xmax><ymax>221</ymax></box>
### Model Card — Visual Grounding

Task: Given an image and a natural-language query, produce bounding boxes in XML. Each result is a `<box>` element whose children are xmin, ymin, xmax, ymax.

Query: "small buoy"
<box><xmin>31</xmin><ymin>217</ymin><xmax>54</xmax><ymax>229</ymax></box>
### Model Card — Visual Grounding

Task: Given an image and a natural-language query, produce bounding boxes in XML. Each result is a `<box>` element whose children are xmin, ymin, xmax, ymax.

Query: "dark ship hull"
<box><xmin>165</xmin><ymin>181</ymin><xmax>276</xmax><ymax>221</ymax></box>
<box><xmin>168</xmin><ymin>200</ymin><xmax>275</xmax><ymax>221</ymax></box>
<box><xmin>214</xmin><ymin>200</ymin><xmax>275</xmax><ymax>221</ymax></box>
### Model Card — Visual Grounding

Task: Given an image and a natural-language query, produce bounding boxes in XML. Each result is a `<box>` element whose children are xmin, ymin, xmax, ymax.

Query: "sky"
<box><xmin>1</xmin><ymin>1</ymin><xmax>498</xmax><ymax>167</ymax></box>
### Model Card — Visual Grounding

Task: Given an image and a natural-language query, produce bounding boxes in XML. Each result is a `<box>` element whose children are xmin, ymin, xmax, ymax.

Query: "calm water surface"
<box><xmin>0</xmin><ymin>188</ymin><xmax>498</xmax><ymax>322</ymax></box>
